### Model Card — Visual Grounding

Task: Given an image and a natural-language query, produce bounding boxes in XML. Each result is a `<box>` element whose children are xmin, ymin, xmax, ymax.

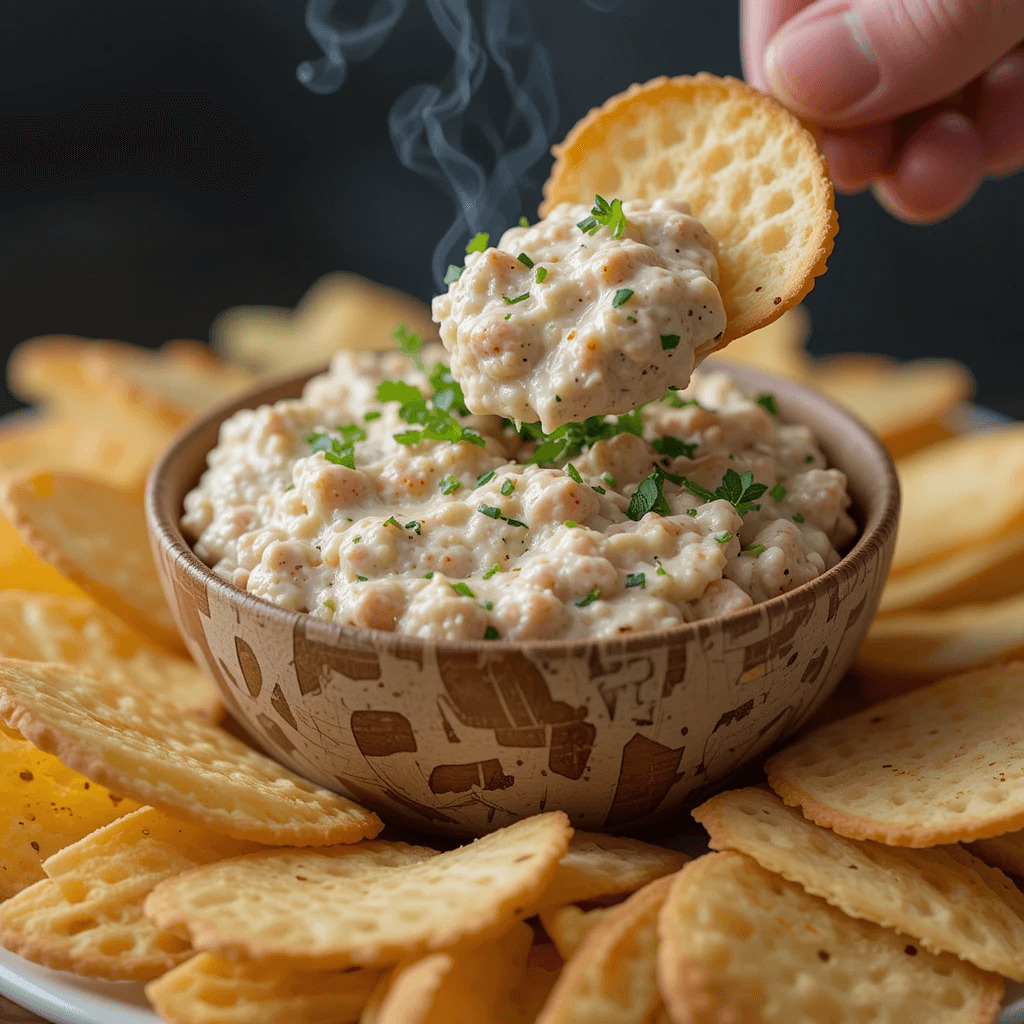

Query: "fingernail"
<box><xmin>766</xmin><ymin>6</ymin><xmax>879</xmax><ymax>118</ymax></box>
<box><xmin>986</xmin><ymin>49</ymin><xmax>1024</xmax><ymax>87</ymax></box>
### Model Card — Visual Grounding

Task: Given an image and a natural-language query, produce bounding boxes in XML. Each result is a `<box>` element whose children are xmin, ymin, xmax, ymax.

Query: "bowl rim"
<box><xmin>146</xmin><ymin>358</ymin><xmax>900</xmax><ymax>657</ymax></box>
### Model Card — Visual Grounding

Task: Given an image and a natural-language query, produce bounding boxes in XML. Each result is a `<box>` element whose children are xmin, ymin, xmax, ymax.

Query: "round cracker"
<box><xmin>656</xmin><ymin>851</ymin><xmax>1004</xmax><ymax>1024</ymax></box>
<box><xmin>540</xmin><ymin>74</ymin><xmax>837</xmax><ymax>348</ymax></box>
<box><xmin>766</xmin><ymin>661</ymin><xmax>1024</xmax><ymax>847</ymax></box>
<box><xmin>0</xmin><ymin>658</ymin><xmax>382</xmax><ymax>846</ymax></box>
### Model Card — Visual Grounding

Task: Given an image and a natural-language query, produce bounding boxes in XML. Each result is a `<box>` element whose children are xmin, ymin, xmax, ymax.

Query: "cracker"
<box><xmin>714</xmin><ymin>305</ymin><xmax>813</xmax><ymax>380</ymax></box>
<box><xmin>541</xmin><ymin>74</ymin><xmax>837</xmax><ymax>348</ymax></box>
<box><xmin>766</xmin><ymin>661</ymin><xmax>1024</xmax><ymax>846</ymax></box>
<box><xmin>855</xmin><ymin>593</ymin><xmax>1024</xmax><ymax>698</ymax></box>
<box><xmin>536</xmin><ymin>875</ymin><xmax>671</xmax><ymax>1024</ymax></box>
<box><xmin>966</xmin><ymin>831</ymin><xmax>1024</xmax><ymax>879</ymax></box>
<box><xmin>536</xmin><ymin>831</ymin><xmax>690</xmax><ymax>910</ymax></box>
<box><xmin>0</xmin><ymin>807</ymin><xmax>260</xmax><ymax>980</ymax></box>
<box><xmin>366</xmin><ymin>922</ymin><xmax>533</xmax><ymax>1024</ymax></box>
<box><xmin>144</xmin><ymin>812</ymin><xmax>571</xmax><ymax>969</ymax></box>
<box><xmin>213</xmin><ymin>272</ymin><xmax>437</xmax><ymax>374</ymax></box>
<box><xmin>878</xmin><ymin>529</ymin><xmax>1024</xmax><ymax>615</ymax></box>
<box><xmin>146</xmin><ymin>952</ymin><xmax>381</xmax><ymax>1024</ymax></box>
<box><xmin>0</xmin><ymin>590</ymin><xmax>221</xmax><ymax>721</ymax></box>
<box><xmin>0</xmin><ymin>658</ymin><xmax>382</xmax><ymax>845</ymax></box>
<box><xmin>657</xmin><ymin>851</ymin><xmax>1004</xmax><ymax>1024</ymax></box>
<box><xmin>2</xmin><ymin>470</ymin><xmax>182</xmax><ymax>649</ymax></box>
<box><xmin>891</xmin><ymin>426</ymin><xmax>1024</xmax><ymax>575</ymax></box>
<box><xmin>538</xmin><ymin>904</ymin><xmax>611</xmax><ymax>961</ymax></box>
<box><xmin>0</xmin><ymin>514</ymin><xmax>83</xmax><ymax>598</ymax></box>
<box><xmin>0</xmin><ymin>721</ymin><xmax>139</xmax><ymax>901</ymax></box>
<box><xmin>694</xmin><ymin>787</ymin><xmax>1024</xmax><ymax>979</ymax></box>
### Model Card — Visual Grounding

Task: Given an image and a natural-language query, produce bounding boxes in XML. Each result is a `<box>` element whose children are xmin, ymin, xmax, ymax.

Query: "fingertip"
<box><xmin>818</xmin><ymin>123</ymin><xmax>894</xmax><ymax>194</ymax></box>
<box><xmin>973</xmin><ymin>48</ymin><xmax>1024</xmax><ymax>177</ymax></box>
<box><xmin>872</xmin><ymin>111</ymin><xmax>985</xmax><ymax>224</ymax></box>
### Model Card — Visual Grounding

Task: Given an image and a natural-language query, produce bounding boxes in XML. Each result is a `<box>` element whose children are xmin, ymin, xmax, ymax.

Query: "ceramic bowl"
<box><xmin>146</xmin><ymin>361</ymin><xmax>899</xmax><ymax>839</ymax></box>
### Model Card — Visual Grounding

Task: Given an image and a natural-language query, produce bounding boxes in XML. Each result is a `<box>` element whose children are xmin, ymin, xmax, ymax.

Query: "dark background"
<box><xmin>1</xmin><ymin>0</ymin><xmax>1021</xmax><ymax>417</ymax></box>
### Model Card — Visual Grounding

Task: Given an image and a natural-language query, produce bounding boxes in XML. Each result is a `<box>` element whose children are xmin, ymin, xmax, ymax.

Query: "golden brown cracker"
<box><xmin>538</xmin><ymin>904</ymin><xmax>611</xmax><ymax>961</ymax></box>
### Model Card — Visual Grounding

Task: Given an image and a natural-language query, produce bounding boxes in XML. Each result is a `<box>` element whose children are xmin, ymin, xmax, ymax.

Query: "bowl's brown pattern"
<box><xmin>147</xmin><ymin>362</ymin><xmax>898</xmax><ymax>839</ymax></box>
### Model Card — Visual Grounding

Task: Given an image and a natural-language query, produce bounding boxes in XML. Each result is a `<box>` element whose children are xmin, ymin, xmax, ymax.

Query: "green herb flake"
<box><xmin>805</xmin><ymin>455</ymin><xmax>815</xmax><ymax>463</ymax></box>
<box><xmin>352</xmin><ymin>536</ymin><xmax>362</xmax><ymax>544</ymax></box>
<box><xmin>517</xmin><ymin>252</ymin><xmax>535</xmax><ymax>269</ymax></box>
<box><xmin>536</xmin><ymin>266</ymin><xmax>548</xmax><ymax>283</ymax></box>
<box><xmin>660</xmin><ymin>334</ymin><xmax>680</xmax><ymax>350</ymax></box>
<box><xmin>626</xmin><ymin>572</ymin><xmax>645</xmax><ymax>589</ymax></box>
<box><xmin>451</xmin><ymin>581</ymin><xmax>477</xmax><ymax>599</ymax></box>
<box><xmin>484</xmin><ymin>625</ymin><xmax>500</xmax><ymax>640</ymax></box>
<box><xmin>484</xmin><ymin>601</ymin><xmax>494</xmax><ymax>610</ymax></box>
<box><xmin>518</xmin><ymin>215</ymin><xmax>529</xmax><ymax>228</ymax></box>
<box><xmin>377</xmin><ymin>369</ymin><xmax>482</xmax><ymax>451</ymax></box>
<box><xmin>323</xmin><ymin>599</ymin><xmax>335</xmax><ymax>610</ymax></box>
<box><xmin>504</xmin><ymin>313</ymin><xmax>512</xmax><ymax>320</ymax></box>
<box><xmin>283</xmin><ymin>483</ymin><xmax>295</xmax><ymax>492</ymax></box>
<box><xmin>652</xmin><ymin>437</ymin><xmax>697</xmax><ymax>459</ymax></box>
<box><xmin>566</xmin><ymin>464</ymin><xmax>583</xmax><ymax>484</ymax></box>
<box><xmin>439</xmin><ymin>475</ymin><xmax>461</xmax><ymax>495</ymax></box>
<box><xmin>500</xmin><ymin>479</ymin><xmax>515</xmax><ymax>496</ymax></box>
<box><xmin>576</xmin><ymin>195</ymin><xmax>628</xmax><ymax>238</ymax></box>
<box><xmin>612</xmin><ymin>288</ymin><xmax>633</xmax><ymax>309</ymax></box>
<box><xmin>306</xmin><ymin>423</ymin><xmax>365</xmax><ymax>470</ymax></box>
<box><xmin>355</xmin><ymin>575</ymin><xmax>368</xmax><ymax>582</ymax></box>
<box><xmin>404</xmin><ymin>520</ymin><xmax>421</xmax><ymax>535</ymax></box>
<box><xmin>793</xmin><ymin>513</ymin><xmax>805</xmax><ymax>523</ymax></box>
<box><xmin>384</xmin><ymin>516</ymin><xmax>401</xmax><ymax>528</ymax></box>
<box><xmin>363</xmin><ymin>410</ymin><xmax>382</xmax><ymax>422</ymax></box>
<box><xmin>683</xmin><ymin>469</ymin><xmax>768</xmax><ymax>517</ymax></box>
<box><xmin>661</xmin><ymin>391</ymin><xmax>701</xmax><ymax>410</ymax></box>
<box><xmin>466</xmin><ymin>232</ymin><xmax>489</xmax><ymax>253</ymax></box>
<box><xmin>504</xmin><ymin>292</ymin><xmax>529</xmax><ymax>305</ymax></box>
<box><xmin>626</xmin><ymin>467</ymin><xmax>674</xmax><ymax>521</ymax></box>
<box><xmin>656</xmin><ymin>566</ymin><xmax>668</xmax><ymax>576</ymax></box>
<box><xmin>444</xmin><ymin>264</ymin><xmax>464</xmax><ymax>284</ymax></box>
<box><xmin>478</xmin><ymin>504</ymin><xmax>503</xmax><ymax>520</ymax></box>
<box><xmin>565</xmin><ymin>520</ymin><xmax>578</xmax><ymax>528</ymax></box>
<box><xmin>505</xmin><ymin>517</ymin><xmax>528</xmax><ymax>529</ymax></box>
<box><xmin>715</xmin><ymin>532</ymin><xmax>734</xmax><ymax>544</ymax></box>
<box><xmin>603</xmin><ymin>473</ymin><xmax>616</xmax><ymax>487</ymax></box>
<box><xmin>575</xmin><ymin>586</ymin><xmax>601</xmax><ymax>608</ymax></box>
<box><xmin>392</xmin><ymin>323</ymin><xmax>426</xmax><ymax>372</ymax></box>
<box><xmin>592</xmin><ymin>485</ymin><xmax>606</xmax><ymax>495</ymax></box>
<box><xmin>423</xmin><ymin>571</ymin><xmax>434</xmax><ymax>579</ymax></box>
<box><xmin>525</xmin><ymin>410</ymin><xmax>644</xmax><ymax>468</ymax></box>
<box><xmin>685</xmin><ymin>507</ymin><xmax>698</xmax><ymax>517</ymax></box>
<box><xmin>745</xmin><ymin>544</ymin><xmax>767</xmax><ymax>557</ymax></box>
<box><xmin>476</xmin><ymin>470</ymin><xmax>496</xmax><ymax>487</ymax></box>
<box><xmin>770</xmin><ymin>483</ymin><xmax>787</xmax><ymax>501</ymax></box>
<box><xmin>626</xmin><ymin>315</ymin><xmax>637</xmax><ymax>323</ymax></box>
<box><xmin>483</xmin><ymin>563</ymin><xmax>503</xmax><ymax>580</ymax></box>
<box><xmin>756</xmin><ymin>393</ymin><xmax>779</xmax><ymax>417</ymax></box>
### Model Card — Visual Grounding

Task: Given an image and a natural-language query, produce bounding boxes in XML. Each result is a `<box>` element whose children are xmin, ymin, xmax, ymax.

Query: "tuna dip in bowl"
<box><xmin>149</xmin><ymin>76</ymin><xmax>897</xmax><ymax>836</ymax></box>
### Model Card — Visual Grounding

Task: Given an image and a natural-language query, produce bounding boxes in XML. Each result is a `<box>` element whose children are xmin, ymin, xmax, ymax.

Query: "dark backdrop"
<box><xmin>1</xmin><ymin>0</ymin><xmax>1022</xmax><ymax>417</ymax></box>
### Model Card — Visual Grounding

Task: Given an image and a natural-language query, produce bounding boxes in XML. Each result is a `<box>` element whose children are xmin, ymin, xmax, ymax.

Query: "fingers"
<box><xmin>740</xmin><ymin>0</ymin><xmax>813</xmax><ymax>91</ymax></box>
<box><xmin>817</xmin><ymin>123</ymin><xmax>894</xmax><ymax>193</ymax></box>
<box><xmin>972</xmin><ymin>47</ymin><xmax>1024</xmax><ymax>175</ymax></box>
<box><xmin>763</xmin><ymin>0</ymin><xmax>1024</xmax><ymax>128</ymax></box>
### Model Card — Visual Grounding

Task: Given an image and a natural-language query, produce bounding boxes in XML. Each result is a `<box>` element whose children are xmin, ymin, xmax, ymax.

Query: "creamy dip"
<box><xmin>432</xmin><ymin>199</ymin><xmax>727</xmax><ymax>432</ymax></box>
<box><xmin>183</xmin><ymin>346</ymin><xmax>856</xmax><ymax>642</ymax></box>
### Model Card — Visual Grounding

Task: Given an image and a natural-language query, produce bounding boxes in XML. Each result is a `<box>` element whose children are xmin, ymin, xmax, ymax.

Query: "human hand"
<box><xmin>741</xmin><ymin>0</ymin><xmax>1024</xmax><ymax>223</ymax></box>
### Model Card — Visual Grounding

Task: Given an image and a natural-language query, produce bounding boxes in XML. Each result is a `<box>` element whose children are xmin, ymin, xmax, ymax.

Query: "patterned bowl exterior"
<box><xmin>146</xmin><ymin>362</ymin><xmax>898</xmax><ymax>839</ymax></box>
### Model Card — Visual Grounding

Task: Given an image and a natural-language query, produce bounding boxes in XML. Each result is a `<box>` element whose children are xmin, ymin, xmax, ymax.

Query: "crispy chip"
<box><xmin>713</xmin><ymin>306</ymin><xmax>813</xmax><ymax>380</ymax></box>
<box><xmin>213</xmin><ymin>273</ymin><xmax>437</xmax><ymax>374</ymax></box>
<box><xmin>966</xmin><ymin>831</ymin><xmax>1024</xmax><ymax>879</ymax></box>
<box><xmin>812</xmin><ymin>356</ymin><xmax>971</xmax><ymax>459</ymax></box>
<box><xmin>694</xmin><ymin>787</ymin><xmax>1024</xmax><ymax>979</ymax></box>
<box><xmin>0</xmin><ymin>658</ymin><xmax>381</xmax><ymax>845</ymax></box>
<box><xmin>536</xmin><ymin>831</ymin><xmax>690</xmax><ymax>910</ymax></box>
<box><xmin>0</xmin><ymin>807</ymin><xmax>260</xmax><ymax>980</ymax></box>
<box><xmin>541</xmin><ymin>74</ymin><xmax>837</xmax><ymax>348</ymax></box>
<box><xmin>367</xmin><ymin>922</ymin><xmax>533</xmax><ymax>1024</ymax></box>
<box><xmin>538</xmin><ymin>904</ymin><xmax>611</xmax><ymax>961</ymax></box>
<box><xmin>0</xmin><ymin>513</ymin><xmax>83</xmax><ymax>597</ymax></box>
<box><xmin>0</xmin><ymin>721</ymin><xmax>139</xmax><ymax>900</ymax></box>
<box><xmin>145</xmin><ymin>813</ymin><xmax>571</xmax><ymax>969</ymax></box>
<box><xmin>855</xmin><ymin>592</ymin><xmax>1024</xmax><ymax>698</ymax></box>
<box><xmin>2</xmin><ymin>470</ymin><xmax>182</xmax><ymax>650</ymax></box>
<box><xmin>891</xmin><ymin>426</ymin><xmax>1024</xmax><ymax>575</ymax></box>
<box><xmin>536</xmin><ymin>875</ymin><xmax>671</xmax><ymax>1024</ymax></box>
<box><xmin>766</xmin><ymin>661</ymin><xmax>1024</xmax><ymax>846</ymax></box>
<box><xmin>657</xmin><ymin>851</ymin><xmax>1003</xmax><ymax>1024</ymax></box>
<box><xmin>878</xmin><ymin>530</ymin><xmax>1024</xmax><ymax>616</ymax></box>
<box><xmin>147</xmin><ymin>952</ymin><xmax>381</xmax><ymax>1024</ymax></box>
<box><xmin>0</xmin><ymin>590</ymin><xmax>221</xmax><ymax>721</ymax></box>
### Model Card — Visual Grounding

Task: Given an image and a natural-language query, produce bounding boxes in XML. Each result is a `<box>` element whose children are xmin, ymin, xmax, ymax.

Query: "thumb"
<box><xmin>764</xmin><ymin>0</ymin><xmax>1024</xmax><ymax>127</ymax></box>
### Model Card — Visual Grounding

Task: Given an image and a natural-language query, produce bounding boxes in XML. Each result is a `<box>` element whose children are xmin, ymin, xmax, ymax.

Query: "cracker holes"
<box><xmin>766</xmin><ymin>191</ymin><xmax>794</xmax><ymax>217</ymax></box>
<box><xmin>759</xmin><ymin>223</ymin><xmax>788</xmax><ymax>255</ymax></box>
<box><xmin>702</xmin><ymin>144</ymin><xmax>733</xmax><ymax>175</ymax></box>
<box><xmin>652</xmin><ymin>159</ymin><xmax>676</xmax><ymax>189</ymax></box>
<box><xmin>620</xmin><ymin>135</ymin><xmax>647</xmax><ymax>162</ymax></box>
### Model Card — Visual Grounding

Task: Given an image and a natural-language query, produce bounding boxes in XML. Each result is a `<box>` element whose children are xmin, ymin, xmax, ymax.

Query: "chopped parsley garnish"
<box><xmin>555</xmin><ymin>395</ymin><xmax>562</xmax><ymax>402</ymax></box>
<box><xmin>685</xmin><ymin>507</ymin><xmax>698</xmax><ymax>516</ymax></box>
<box><xmin>592</xmin><ymin>485</ymin><xmax>606</xmax><ymax>495</ymax></box>
<box><xmin>661</xmin><ymin>391</ymin><xmax>700</xmax><ymax>409</ymax></box>
<box><xmin>352</xmin><ymin>536</ymin><xmax>361</xmax><ymax>543</ymax></box>
<box><xmin>536</xmin><ymin>266</ymin><xmax>548</xmax><ymax>283</ymax></box>
<box><xmin>652</xmin><ymin>437</ymin><xmax>697</xmax><ymax>459</ymax></box>
<box><xmin>682</xmin><ymin>469</ymin><xmax>768</xmax><ymax>517</ymax></box>
<box><xmin>756</xmin><ymin>393</ymin><xmax>779</xmax><ymax>416</ymax></box>
<box><xmin>504</xmin><ymin>292</ymin><xmax>529</xmax><ymax>305</ymax></box>
<box><xmin>323</xmin><ymin>599</ymin><xmax>335</xmax><ymax>610</ymax></box>
<box><xmin>283</xmin><ymin>483</ymin><xmax>295</xmax><ymax>492</ymax></box>
<box><xmin>478</xmin><ymin>504</ymin><xmax>502</xmax><ymax>520</ymax></box>
<box><xmin>355</xmin><ymin>575</ymin><xmax>368</xmax><ymax>582</ymax></box>
<box><xmin>364</xmin><ymin>410</ymin><xmax>382</xmax><ymax>422</ymax></box>
<box><xmin>715</xmin><ymin>532</ymin><xmax>733</xmax><ymax>544</ymax></box>
<box><xmin>307</xmin><ymin>423</ymin><xmax>366</xmax><ymax>469</ymax></box>
<box><xmin>745</xmin><ymin>544</ymin><xmax>766</xmax><ymax>557</ymax></box>
<box><xmin>500</xmin><ymin>478</ymin><xmax>515</xmax><ymax>496</ymax></box>
<box><xmin>424</xmin><ymin>571</ymin><xmax>434</xmax><ymax>579</ymax></box>
<box><xmin>626</xmin><ymin>315</ymin><xmax>637</xmax><ymax>323</ymax></box>
<box><xmin>483</xmin><ymin>563</ymin><xmax>503</xmax><ymax>580</ymax></box>
<box><xmin>405</xmin><ymin>520</ymin><xmax>421</xmax><ymax>535</ymax></box>
<box><xmin>466</xmin><ymin>232</ymin><xmax>489</xmax><ymax>253</ymax></box>
<box><xmin>439</xmin><ymin>475</ymin><xmax>461</xmax><ymax>495</ymax></box>
<box><xmin>484</xmin><ymin>601</ymin><xmax>494</xmax><ymax>610</ymax></box>
<box><xmin>518</xmin><ymin>215</ymin><xmax>529</xmax><ymax>228</ymax></box>
<box><xmin>565</xmin><ymin>520</ymin><xmax>578</xmax><ymax>528</ymax></box>
<box><xmin>451</xmin><ymin>581</ymin><xmax>477</xmax><ymax>599</ymax></box>
<box><xmin>603</xmin><ymin>473</ymin><xmax>616</xmax><ymax>487</ymax></box>
<box><xmin>384</xmin><ymin>516</ymin><xmax>401</xmax><ymax>528</ymax></box>
<box><xmin>392</xmin><ymin>323</ymin><xmax>426</xmax><ymax>372</ymax></box>
<box><xmin>660</xmin><ymin>334</ymin><xmax>680</xmax><ymax>350</ymax></box>
<box><xmin>627</xmin><ymin>467</ymin><xmax>674</xmax><ymax>520</ymax></box>
<box><xmin>575</xmin><ymin>586</ymin><xmax>601</xmax><ymax>607</ymax></box>
<box><xmin>656</xmin><ymin>565</ymin><xmax>668</xmax><ymax>576</ymax></box>
<box><xmin>577</xmin><ymin>195</ymin><xmax>628</xmax><ymax>238</ymax></box>
<box><xmin>476</xmin><ymin>469</ymin><xmax>496</xmax><ymax>487</ymax></box>
<box><xmin>517</xmin><ymin>252</ymin><xmax>535</xmax><ymax>269</ymax></box>
<box><xmin>484</xmin><ymin>625</ymin><xmax>500</xmax><ymax>640</ymax></box>
<box><xmin>793</xmin><ymin>513</ymin><xmax>805</xmax><ymax>523</ymax></box>
<box><xmin>770</xmin><ymin>483</ymin><xmax>787</xmax><ymax>501</ymax></box>
<box><xmin>626</xmin><ymin>572</ymin><xmax>646</xmax><ymax>589</ymax></box>
<box><xmin>805</xmin><ymin>455</ymin><xmax>815</xmax><ymax>463</ymax></box>
<box><xmin>444</xmin><ymin>264</ymin><xmax>464</xmax><ymax>284</ymax></box>
<box><xmin>505</xmin><ymin>517</ymin><xmax>528</xmax><ymax>529</ymax></box>
<box><xmin>566</xmin><ymin>464</ymin><xmax>583</xmax><ymax>484</ymax></box>
<box><xmin>612</xmin><ymin>288</ymin><xmax>633</xmax><ymax>309</ymax></box>
<box><xmin>378</xmin><ymin>371</ymin><xmax>482</xmax><ymax>449</ymax></box>
<box><xmin>522</xmin><ymin>409</ymin><xmax>644</xmax><ymax>467</ymax></box>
